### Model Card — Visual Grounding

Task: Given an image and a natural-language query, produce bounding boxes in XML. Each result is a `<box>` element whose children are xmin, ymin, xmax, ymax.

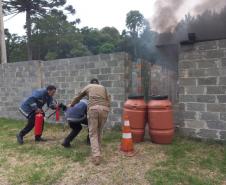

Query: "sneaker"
<box><xmin>16</xmin><ymin>134</ymin><xmax>24</xmax><ymax>144</ymax></box>
<box><xmin>61</xmin><ymin>142</ymin><xmax>71</xmax><ymax>148</ymax></box>
<box><xmin>92</xmin><ymin>156</ymin><xmax>101</xmax><ymax>165</ymax></box>
<box><xmin>35</xmin><ymin>137</ymin><xmax>47</xmax><ymax>142</ymax></box>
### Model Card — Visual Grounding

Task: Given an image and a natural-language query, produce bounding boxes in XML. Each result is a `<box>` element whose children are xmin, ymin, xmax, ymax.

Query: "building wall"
<box><xmin>0</xmin><ymin>53</ymin><xmax>131</xmax><ymax>127</ymax></box>
<box><xmin>3</xmin><ymin>39</ymin><xmax>226</xmax><ymax>140</ymax></box>
<box><xmin>178</xmin><ymin>39</ymin><xmax>226</xmax><ymax>140</ymax></box>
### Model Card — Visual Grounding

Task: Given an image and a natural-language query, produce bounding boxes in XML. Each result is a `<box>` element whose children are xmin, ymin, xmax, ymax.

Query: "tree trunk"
<box><xmin>26</xmin><ymin>9</ymin><xmax>32</xmax><ymax>60</ymax></box>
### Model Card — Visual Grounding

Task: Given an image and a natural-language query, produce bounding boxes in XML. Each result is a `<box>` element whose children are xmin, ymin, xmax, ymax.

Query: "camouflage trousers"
<box><xmin>88</xmin><ymin>105</ymin><xmax>109</xmax><ymax>157</ymax></box>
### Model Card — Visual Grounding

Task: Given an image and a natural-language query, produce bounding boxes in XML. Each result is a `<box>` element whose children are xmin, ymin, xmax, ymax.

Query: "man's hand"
<box><xmin>59</xmin><ymin>103</ymin><xmax>67</xmax><ymax>111</ymax></box>
<box><xmin>67</xmin><ymin>103</ymin><xmax>73</xmax><ymax>108</ymax></box>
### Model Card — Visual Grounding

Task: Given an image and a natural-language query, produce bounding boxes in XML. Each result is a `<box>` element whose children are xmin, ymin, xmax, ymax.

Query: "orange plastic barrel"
<box><xmin>148</xmin><ymin>95</ymin><xmax>174</xmax><ymax>144</ymax></box>
<box><xmin>124</xmin><ymin>95</ymin><xmax>147</xmax><ymax>143</ymax></box>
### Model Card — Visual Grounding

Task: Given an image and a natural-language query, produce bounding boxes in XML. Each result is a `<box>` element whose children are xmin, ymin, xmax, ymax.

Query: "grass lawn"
<box><xmin>0</xmin><ymin>118</ymin><xmax>226</xmax><ymax>185</ymax></box>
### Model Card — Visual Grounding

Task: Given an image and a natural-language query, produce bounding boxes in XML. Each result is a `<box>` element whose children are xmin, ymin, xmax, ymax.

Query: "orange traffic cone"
<box><xmin>120</xmin><ymin>114</ymin><xmax>135</xmax><ymax>157</ymax></box>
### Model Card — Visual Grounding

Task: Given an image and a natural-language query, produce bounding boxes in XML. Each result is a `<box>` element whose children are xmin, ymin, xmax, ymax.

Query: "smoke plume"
<box><xmin>152</xmin><ymin>0</ymin><xmax>226</xmax><ymax>33</ymax></box>
<box><xmin>194</xmin><ymin>0</ymin><xmax>226</xmax><ymax>15</ymax></box>
<box><xmin>152</xmin><ymin>0</ymin><xmax>185</xmax><ymax>33</ymax></box>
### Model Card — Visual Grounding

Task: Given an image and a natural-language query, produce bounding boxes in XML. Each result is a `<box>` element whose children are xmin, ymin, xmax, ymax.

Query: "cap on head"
<box><xmin>90</xmin><ymin>78</ymin><xmax>99</xmax><ymax>84</ymax></box>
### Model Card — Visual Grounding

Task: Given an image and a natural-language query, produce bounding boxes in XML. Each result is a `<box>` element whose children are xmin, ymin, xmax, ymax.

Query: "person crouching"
<box><xmin>62</xmin><ymin>99</ymin><xmax>90</xmax><ymax>148</ymax></box>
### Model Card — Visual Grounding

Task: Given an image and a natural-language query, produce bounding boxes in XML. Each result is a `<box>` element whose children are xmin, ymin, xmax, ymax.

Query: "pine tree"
<box><xmin>3</xmin><ymin>0</ymin><xmax>75</xmax><ymax>60</ymax></box>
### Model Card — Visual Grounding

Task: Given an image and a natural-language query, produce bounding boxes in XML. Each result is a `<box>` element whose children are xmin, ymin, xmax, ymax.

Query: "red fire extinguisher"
<box><xmin>56</xmin><ymin>105</ymin><xmax>60</xmax><ymax>122</ymax></box>
<box><xmin>34</xmin><ymin>113</ymin><xmax>44</xmax><ymax>136</ymax></box>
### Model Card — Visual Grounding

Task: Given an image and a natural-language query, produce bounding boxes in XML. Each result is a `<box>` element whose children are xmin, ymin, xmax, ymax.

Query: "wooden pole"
<box><xmin>0</xmin><ymin>0</ymin><xmax>7</xmax><ymax>64</ymax></box>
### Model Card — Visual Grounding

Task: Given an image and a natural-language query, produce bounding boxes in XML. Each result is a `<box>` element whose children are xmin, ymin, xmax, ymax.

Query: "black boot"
<box><xmin>61</xmin><ymin>140</ymin><xmax>71</xmax><ymax>148</ymax></box>
<box><xmin>35</xmin><ymin>135</ymin><xmax>47</xmax><ymax>142</ymax></box>
<box><xmin>61</xmin><ymin>130</ymin><xmax>77</xmax><ymax>148</ymax></box>
<box><xmin>16</xmin><ymin>133</ymin><xmax>24</xmax><ymax>144</ymax></box>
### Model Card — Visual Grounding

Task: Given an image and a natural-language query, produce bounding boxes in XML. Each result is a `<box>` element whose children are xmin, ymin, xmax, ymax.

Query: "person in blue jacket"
<box><xmin>16</xmin><ymin>85</ymin><xmax>57</xmax><ymax>144</ymax></box>
<box><xmin>62</xmin><ymin>99</ymin><xmax>90</xmax><ymax>148</ymax></box>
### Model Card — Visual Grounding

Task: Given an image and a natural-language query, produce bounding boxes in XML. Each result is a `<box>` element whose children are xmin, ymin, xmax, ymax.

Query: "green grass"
<box><xmin>0</xmin><ymin>118</ymin><xmax>121</xmax><ymax>185</ymax></box>
<box><xmin>145</xmin><ymin>137</ymin><xmax>226</xmax><ymax>185</ymax></box>
<box><xmin>1</xmin><ymin>118</ymin><xmax>226</xmax><ymax>185</ymax></box>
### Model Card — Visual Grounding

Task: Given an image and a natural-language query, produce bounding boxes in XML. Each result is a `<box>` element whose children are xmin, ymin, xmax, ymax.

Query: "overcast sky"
<box><xmin>3</xmin><ymin>0</ymin><xmax>202</xmax><ymax>35</ymax></box>
<box><xmin>4</xmin><ymin>0</ymin><xmax>155</xmax><ymax>35</ymax></box>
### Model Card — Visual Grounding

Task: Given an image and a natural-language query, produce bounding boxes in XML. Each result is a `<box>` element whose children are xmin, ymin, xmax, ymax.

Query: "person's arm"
<box><xmin>70</xmin><ymin>85</ymin><xmax>89</xmax><ymax>107</ymax></box>
<box><xmin>28</xmin><ymin>97</ymin><xmax>38</xmax><ymax>111</ymax></box>
<box><xmin>47</xmin><ymin>97</ymin><xmax>57</xmax><ymax>110</ymax></box>
<box><xmin>28</xmin><ymin>90</ymin><xmax>43</xmax><ymax>112</ymax></box>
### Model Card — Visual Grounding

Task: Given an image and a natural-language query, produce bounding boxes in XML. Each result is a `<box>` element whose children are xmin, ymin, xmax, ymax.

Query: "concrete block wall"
<box><xmin>0</xmin><ymin>61</ymin><xmax>42</xmax><ymax>118</ymax></box>
<box><xmin>0</xmin><ymin>53</ymin><xmax>131</xmax><ymax>127</ymax></box>
<box><xmin>178</xmin><ymin>39</ymin><xmax>226</xmax><ymax>140</ymax></box>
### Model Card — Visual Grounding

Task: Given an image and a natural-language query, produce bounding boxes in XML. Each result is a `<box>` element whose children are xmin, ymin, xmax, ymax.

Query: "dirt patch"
<box><xmin>55</xmin><ymin>142</ymin><xmax>166</xmax><ymax>185</ymax></box>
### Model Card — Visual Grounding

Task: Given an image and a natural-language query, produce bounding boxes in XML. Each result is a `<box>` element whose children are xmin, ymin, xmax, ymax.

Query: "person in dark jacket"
<box><xmin>16</xmin><ymin>85</ymin><xmax>57</xmax><ymax>144</ymax></box>
<box><xmin>62</xmin><ymin>99</ymin><xmax>90</xmax><ymax>148</ymax></box>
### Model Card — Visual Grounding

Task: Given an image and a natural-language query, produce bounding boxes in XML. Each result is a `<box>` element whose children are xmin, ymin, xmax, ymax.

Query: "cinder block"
<box><xmin>219</xmin><ymin>68</ymin><xmax>226</xmax><ymax>77</ymax></box>
<box><xmin>179</xmin><ymin>61</ymin><xmax>196</xmax><ymax>69</ymax></box>
<box><xmin>107</xmin><ymin>60</ymin><xmax>118</xmax><ymax>67</ymax></box>
<box><xmin>219</xmin><ymin>40</ymin><xmax>226</xmax><ymax>48</ymax></box>
<box><xmin>220</xmin><ymin>113</ymin><xmax>226</xmax><ymax>121</ymax></box>
<box><xmin>179</xmin><ymin>95</ymin><xmax>197</xmax><ymax>102</ymax></box>
<box><xmin>221</xmin><ymin>58</ymin><xmax>226</xmax><ymax>67</ymax></box>
<box><xmin>188</xmin><ymin>69</ymin><xmax>205</xmax><ymax>77</ymax></box>
<box><xmin>206</xmin><ymin>50</ymin><xmax>224</xmax><ymax>59</ymax></box>
<box><xmin>197</xmin><ymin>41</ymin><xmax>217</xmax><ymax>50</ymax></box>
<box><xmin>204</xmin><ymin>68</ymin><xmax>219</xmax><ymax>77</ymax></box>
<box><xmin>179</xmin><ymin>78</ymin><xmax>196</xmax><ymax>86</ymax></box>
<box><xmin>179</xmin><ymin>69</ymin><xmax>189</xmax><ymax>78</ymax></box>
<box><xmin>183</xmin><ymin>51</ymin><xmax>204</xmax><ymax>60</ymax></box>
<box><xmin>101</xmin><ymin>68</ymin><xmax>111</xmax><ymax>74</ymax></box>
<box><xmin>85</xmin><ymin>63</ymin><xmax>95</xmax><ymax>69</ymax></box>
<box><xmin>197</xmin><ymin>129</ymin><xmax>218</xmax><ymax>139</ymax></box>
<box><xmin>112</xmin><ymin>81</ymin><xmax>124</xmax><ymax>87</ymax></box>
<box><xmin>179</xmin><ymin>87</ymin><xmax>185</xmax><ymax>94</ymax></box>
<box><xmin>183</xmin><ymin>111</ymin><xmax>196</xmax><ymax>119</ymax></box>
<box><xmin>200</xmin><ymin>112</ymin><xmax>219</xmax><ymax>121</ymax></box>
<box><xmin>207</xmin><ymin>103</ymin><xmax>226</xmax><ymax>112</ymax></box>
<box><xmin>89</xmin><ymin>69</ymin><xmax>100</xmax><ymax>75</ymax></box>
<box><xmin>178</xmin><ymin>127</ymin><xmax>198</xmax><ymax>138</ymax></box>
<box><xmin>206</xmin><ymin>120</ymin><xmax>226</xmax><ymax>130</ymax></box>
<box><xmin>97</xmin><ymin>75</ymin><xmax>109</xmax><ymax>81</ymax></box>
<box><xmin>207</xmin><ymin>86</ymin><xmax>226</xmax><ymax>94</ymax></box>
<box><xmin>101</xmin><ymin>81</ymin><xmax>112</xmax><ymax>87</ymax></box>
<box><xmin>185</xmin><ymin>120</ymin><xmax>206</xmax><ymax>129</ymax></box>
<box><xmin>185</xmin><ymin>86</ymin><xmax>205</xmax><ymax>94</ymax></box>
<box><xmin>219</xmin><ymin>77</ymin><xmax>226</xmax><ymax>85</ymax></box>
<box><xmin>217</xmin><ymin>95</ymin><xmax>226</xmax><ymax>103</ymax></box>
<box><xmin>113</xmin><ymin>67</ymin><xmax>124</xmax><ymax>73</ymax></box>
<box><xmin>186</xmin><ymin>103</ymin><xmax>205</xmax><ymax>111</ymax></box>
<box><xmin>198</xmin><ymin>60</ymin><xmax>217</xmax><ymax>69</ymax></box>
<box><xmin>196</xmin><ymin>95</ymin><xmax>216</xmax><ymax>103</ymax></box>
<box><xmin>198</xmin><ymin>77</ymin><xmax>217</xmax><ymax>85</ymax></box>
